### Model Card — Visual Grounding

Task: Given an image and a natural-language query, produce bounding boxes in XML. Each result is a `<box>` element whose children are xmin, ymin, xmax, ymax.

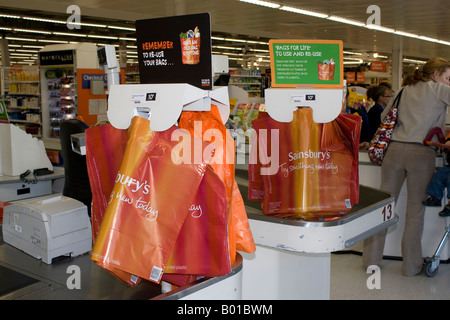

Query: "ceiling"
<box><xmin>0</xmin><ymin>0</ymin><xmax>449</xmax><ymax>69</ymax></box>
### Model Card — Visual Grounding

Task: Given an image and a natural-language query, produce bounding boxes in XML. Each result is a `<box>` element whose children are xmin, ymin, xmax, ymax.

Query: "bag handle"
<box><xmin>392</xmin><ymin>87</ymin><xmax>404</xmax><ymax>109</ymax></box>
<box><xmin>380</xmin><ymin>87</ymin><xmax>404</xmax><ymax>120</ymax></box>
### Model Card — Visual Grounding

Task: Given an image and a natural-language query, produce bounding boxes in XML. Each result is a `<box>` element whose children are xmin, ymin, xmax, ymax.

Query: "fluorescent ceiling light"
<box><xmin>213</xmin><ymin>46</ymin><xmax>242</xmax><ymax>50</ymax></box>
<box><xmin>247</xmin><ymin>40</ymin><xmax>268</xmax><ymax>45</ymax></box>
<box><xmin>279</xmin><ymin>6</ymin><xmax>328</xmax><ymax>18</ymax></box>
<box><xmin>212</xmin><ymin>51</ymin><xmax>242</xmax><ymax>57</ymax></box>
<box><xmin>10</xmin><ymin>53</ymin><xmax>35</xmax><ymax>56</ymax></box>
<box><xmin>238</xmin><ymin>1</ymin><xmax>448</xmax><ymax>46</ymax></box>
<box><xmin>228</xmin><ymin>57</ymin><xmax>244</xmax><ymax>62</ymax></box>
<box><xmin>403</xmin><ymin>58</ymin><xmax>426</xmax><ymax>64</ymax></box>
<box><xmin>239</xmin><ymin>0</ymin><xmax>281</xmax><ymax>9</ymax></box>
<box><xmin>22</xmin><ymin>16</ymin><xmax>66</xmax><ymax>24</ymax></box>
<box><xmin>108</xmin><ymin>26</ymin><xmax>136</xmax><ymax>31</ymax></box>
<box><xmin>6</xmin><ymin>37</ymin><xmax>37</xmax><ymax>42</ymax></box>
<box><xmin>419</xmin><ymin>36</ymin><xmax>440</xmax><ymax>43</ymax></box>
<box><xmin>72</xmin><ymin>22</ymin><xmax>107</xmax><ymax>28</ymax></box>
<box><xmin>344</xmin><ymin>57</ymin><xmax>364</xmax><ymax>61</ymax></box>
<box><xmin>37</xmin><ymin>39</ymin><xmax>69</xmax><ymax>43</ymax></box>
<box><xmin>53</xmin><ymin>32</ymin><xmax>87</xmax><ymax>37</ymax></box>
<box><xmin>15</xmin><ymin>28</ymin><xmax>52</xmax><ymax>34</ymax></box>
<box><xmin>365</xmin><ymin>24</ymin><xmax>395</xmax><ymax>33</ymax></box>
<box><xmin>13</xmin><ymin>49</ymin><xmax>39</xmax><ymax>53</ymax></box>
<box><xmin>87</xmin><ymin>34</ymin><xmax>118</xmax><ymax>39</ymax></box>
<box><xmin>344</xmin><ymin>61</ymin><xmax>363</xmax><ymax>65</ymax></box>
<box><xmin>344</xmin><ymin>51</ymin><xmax>363</xmax><ymax>55</ymax></box>
<box><xmin>394</xmin><ymin>30</ymin><xmax>418</xmax><ymax>38</ymax></box>
<box><xmin>96</xmin><ymin>43</ymin><xmax>119</xmax><ymax>47</ymax></box>
<box><xmin>225</xmin><ymin>38</ymin><xmax>247</xmax><ymax>43</ymax></box>
<box><xmin>328</xmin><ymin>16</ymin><xmax>364</xmax><ymax>27</ymax></box>
<box><xmin>252</xmin><ymin>48</ymin><xmax>269</xmax><ymax>52</ymax></box>
<box><xmin>0</xmin><ymin>14</ymin><xmax>21</xmax><ymax>19</ymax></box>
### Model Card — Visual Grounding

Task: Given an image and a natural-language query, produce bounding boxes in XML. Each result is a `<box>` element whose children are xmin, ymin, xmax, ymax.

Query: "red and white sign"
<box><xmin>370</xmin><ymin>62</ymin><xmax>386</xmax><ymax>72</ymax></box>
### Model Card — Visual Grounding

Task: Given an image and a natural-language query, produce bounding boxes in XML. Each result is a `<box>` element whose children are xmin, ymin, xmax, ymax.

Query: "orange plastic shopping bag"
<box><xmin>179</xmin><ymin>105</ymin><xmax>256</xmax><ymax>263</ymax></box>
<box><xmin>324</xmin><ymin>113</ymin><xmax>361</xmax><ymax>205</ymax></box>
<box><xmin>249</xmin><ymin>108</ymin><xmax>360</xmax><ymax>220</ymax></box>
<box><xmin>164</xmin><ymin>165</ymin><xmax>231</xmax><ymax>277</ymax></box>
<box><xmin>85</xmin><ymin>124</ymin><xmax>128</xmax><ymax>243</ymax></box>
<box><xmin>91</xmin><ymin>116</ymin><xmax>212</xmax><ymax>283</ymax></box>
<box><xmin>85</xmin><ymin>124</ymin><xmax>141</xmax><ymax>285</ymax></box>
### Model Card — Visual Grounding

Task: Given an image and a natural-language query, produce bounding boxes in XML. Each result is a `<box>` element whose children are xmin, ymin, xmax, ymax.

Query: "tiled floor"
<box><xmin>330</xmin><ymin>252</ymin><xmax>450</xmax><ymax>300</ymax></box>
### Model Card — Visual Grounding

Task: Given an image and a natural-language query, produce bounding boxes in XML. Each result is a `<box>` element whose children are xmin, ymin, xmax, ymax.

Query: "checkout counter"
<box><xmin>0</xmin><ymin>193</ymin><xmax>243</xmax><ymax>300</ymax></box>
<box><xmin>0</xmin><ymin>172</ymin><xmax>394</xmax><ymax>300</ymax></box>
<box><xmin>0</xmin><ymin>164</ymin><xmax>396</xmax><ymax>300</ymax></box>
<box><xmin>0</xmin><ymin>171</ymin><xmax>243</xmax><ymax>300</ymax></box>
<box><xmin>0</xmin><ymin>226</ymin><xmax>243</xmax><ymax>300</ymax></box>
<box><xmin>235</xmin><ymin>168</ymin><xmax>396</xmax><ymax>300</ymax></box>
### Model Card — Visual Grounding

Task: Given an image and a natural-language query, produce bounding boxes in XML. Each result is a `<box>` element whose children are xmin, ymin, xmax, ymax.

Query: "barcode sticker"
<box><xmin>345</xmin><ymin>199</ymin><xmax>351</xmax><ymax>208</ymax></box>
<box><xmin>130</xmin><ymin>274</ymin><xmax>139</xmax><ymax>284</ymax></box>
<box><xmin>150</xmin><ymin>266</ymin><xmax>163</xmax><ymax>282</ymax></box>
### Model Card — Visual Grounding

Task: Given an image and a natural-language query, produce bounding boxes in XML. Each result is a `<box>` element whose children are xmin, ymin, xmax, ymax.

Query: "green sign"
<box><xmin>270</xmin><ymin>40</ymin><xmax>343</xmax><ymax>88</ymax></box>
<box><xmin>0</xmin><ymin>100</ymin><xmax>9</xmax><ymax>123</ymax></box>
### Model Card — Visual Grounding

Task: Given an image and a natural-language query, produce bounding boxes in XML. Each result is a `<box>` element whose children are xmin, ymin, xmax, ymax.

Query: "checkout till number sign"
<box><xmin>382</xmin><ymin>204</ymin><xmax>393</xmax><ymax>222</ymax></box>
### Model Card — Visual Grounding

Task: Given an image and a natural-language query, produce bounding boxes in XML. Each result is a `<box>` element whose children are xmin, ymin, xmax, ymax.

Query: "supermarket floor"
<box><xmin>330</xmin><ymin>252</ymin><xmax>450</xmax><ymax>300</ymax></box>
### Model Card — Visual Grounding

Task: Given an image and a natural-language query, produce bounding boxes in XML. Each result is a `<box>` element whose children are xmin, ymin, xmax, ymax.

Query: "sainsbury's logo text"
<box><xmin>288</xmin><ymin>150</ymin><xmax>331</xmax><ymax>162</ymax></box>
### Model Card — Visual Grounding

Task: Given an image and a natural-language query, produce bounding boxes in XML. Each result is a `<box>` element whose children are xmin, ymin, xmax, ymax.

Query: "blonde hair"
<box><xmin>403</xmin><ymin>57</ymin><xmax>450</xmax><ymax>86</ymax></box>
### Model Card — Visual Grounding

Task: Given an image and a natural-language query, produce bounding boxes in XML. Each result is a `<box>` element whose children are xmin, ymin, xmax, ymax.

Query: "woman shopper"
<box><xmin>363</xmin><ymin>57</ymin><xmax>450</xmax><ymax>276</ymax></box>
<box><xmin>367</xmin><ymin>84</ymin><xmax>393</xmax><ymax>140</ymax></box>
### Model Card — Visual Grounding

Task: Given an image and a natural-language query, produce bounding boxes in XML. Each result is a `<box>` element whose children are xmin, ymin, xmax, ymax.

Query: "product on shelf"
<box><xmin>2</xmin><ymin>66</ymin><xmax>42</xmax><ymax>138</ymax></box>
<box><xmin>43</xmin><ymin>67</ymin><xmax>77</xmax><ymax>138</ymax></box>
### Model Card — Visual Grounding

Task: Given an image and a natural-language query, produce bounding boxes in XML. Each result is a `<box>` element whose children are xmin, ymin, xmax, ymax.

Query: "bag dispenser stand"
<box><xmin>264</xmin><ymin>85</ymin><xmax>346</xmax><ymax>124</ymax></box>
<box><xmin>107</xmin><ymin>83</ymin><xmax>230</xmax><ymax>131</ymax></box>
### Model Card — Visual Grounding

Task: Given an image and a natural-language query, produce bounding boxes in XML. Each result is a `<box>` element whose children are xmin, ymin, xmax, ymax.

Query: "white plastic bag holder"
<box><xmin>264</xmin><ymin>86</ymin><xmax>345</xmax><ymax>123</ymax></box>
<box><xmin>107</xmin><ymin>83</ymin><xmax>230</xmax><ymax>131</ymax></box>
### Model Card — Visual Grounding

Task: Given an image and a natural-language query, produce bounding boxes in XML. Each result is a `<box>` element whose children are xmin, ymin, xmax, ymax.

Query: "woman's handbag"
<box><xmin>368</xmin><ymin>88</ymin><xmax>404</xmax><ymax>166</ymax></box>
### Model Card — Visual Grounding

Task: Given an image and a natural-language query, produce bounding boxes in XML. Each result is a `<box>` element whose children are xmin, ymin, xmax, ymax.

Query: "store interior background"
<box><xmin>1</xmin><ymin>0</ymin><xmax>449</xmax><ymax>84</ymax></box>
<box><xmin>1</xmin><ymin>0</ymin><xmax>449</xmax><ymax>140</ymax></box>
<box><xmin>1</xmin><ymin>0</ymin><xmax>450</xmax><ymax>300</ymax></box>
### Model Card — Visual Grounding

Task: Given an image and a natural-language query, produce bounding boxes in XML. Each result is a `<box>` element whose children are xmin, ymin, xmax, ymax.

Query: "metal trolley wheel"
<box><xmin>424</xmin><ymin>258</ymin><xmax>439</xmax><ymax>277</ymax></box>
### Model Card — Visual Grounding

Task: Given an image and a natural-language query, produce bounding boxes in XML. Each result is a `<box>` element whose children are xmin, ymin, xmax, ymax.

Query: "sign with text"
<box><xmin>346</xmin><ymin>72</ymin><xmax>356</xmax><ymax>83</ymax></box>
<box><xmin>136</xmin><ymin>13</ymin><xmax>212</xmax><ymax>90</ymax></box>
<box><xmin>39</xmin><ymin>50</ymin><xmax>74</xmax><ymax>66</ymax></box>
<box><xmin>357</xmin><ymin>72</ymin><xmax>365</xmax><ymax>83</ymax></box>
<box><xmin>269</xmin><ymin>40</ymin><xmax>343</xmax><ymax>88</ymax></box>
<box><xmin>370</xmin><ymin>61</ymin><xmax>387</xmax><ymax>72</ymax></box>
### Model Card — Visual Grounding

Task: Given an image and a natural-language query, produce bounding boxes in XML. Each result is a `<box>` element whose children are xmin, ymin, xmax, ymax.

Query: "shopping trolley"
<box><xmin>423</xmin><ymin>127</ymin><xmax>450</xmax><ymax>277</ymax></box>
